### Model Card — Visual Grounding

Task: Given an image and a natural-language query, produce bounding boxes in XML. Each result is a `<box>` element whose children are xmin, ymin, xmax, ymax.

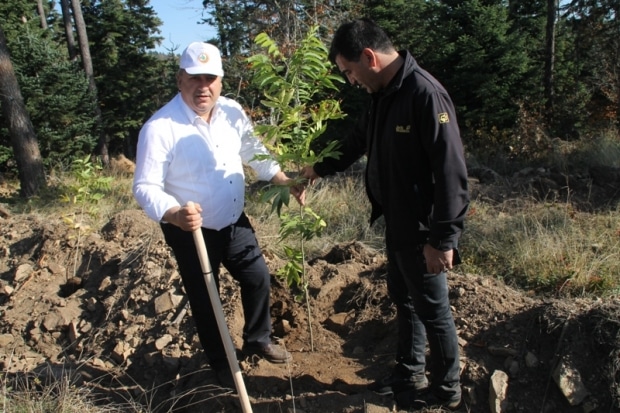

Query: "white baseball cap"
<box><xmin>179</xmin><ymin>42</ymin><xmax>224</xmax><ymax>77</ymax></box>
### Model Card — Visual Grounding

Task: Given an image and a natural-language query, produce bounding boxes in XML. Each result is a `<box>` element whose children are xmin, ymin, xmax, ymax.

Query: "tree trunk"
<box><xmin>36</xmin><ymin>0</ymin><xmax>48</xmax><ymax>29</ymax></box>
<box><xmin>0</xmin><ymin>25</ymin><xmax>46</xmax><ymax>198</ymax></box>
<box><xmin>544</xmin><ymin>0</ymin><xmax>557</xmax><ymax>124</ymax></box>
<box><xmin>60</xmin><ymin>0</ymin><xmax>77</xmax><ymax>60</ymax></box>
<box><xmin>615</xmin><ymin>1</ymin><xmax>620</xmax><ymax>127</ymax></box>
<box><xmin>70</xmin><ymin>0</ymin><xmax>108</xmax><ymax>164</ymax></box>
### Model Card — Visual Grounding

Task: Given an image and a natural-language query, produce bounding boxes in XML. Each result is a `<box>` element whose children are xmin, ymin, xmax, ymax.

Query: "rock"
<box><xmin>154</xmin><ymin>334</ymin><xmax>173</xmax><ymax>350</ymax></box>
<box><xmin>154</xmin><ymin>290</ymin><xmax>183</xmax><ymax>314</ymax></box>
<box><xmin>505</xmin><ymin>358</ymin><xmax>519</xmax><ymax>377</ymax></box>
<box><xmin>553</xmin><ymin>356</ymin><xmax>590</xmax><ymax>406</ymax></box>
<box><xmin>111</xmin><ymin>341</ymin><xmax>133</xmax><ymax>363</ymax></box>
<box><xmin>46</xmin><ymin>262</ymin><xmax>66</xmax><ymax>276</ymax></box>
<box><xmin>41</xmin><ymin>312</ymin><xmax>65</xmax><ymax>332</ymax></box>
<box><xmin>68</xmin><ymin>320</ymin><xmax>80</xmax><ymax>342</ymax></box>
<box><xmin>14</xmin><ymin>263</ymin><xmax>33</xmax><ymax>283</ymax></box>
<box><xmin>0</xmin><ymin>333</ymin><xmax>14</xmax><ymax>348</ymax></box>
<box><xmin>99</xmin><ymin>276</ymin><xmax>112</xmax><ymax>291</ymax></box>
<box><xmin>489</xmin><ymin>370</ymin><xmax>509</xmax><ymax>413</ymax></box>
<box><xmin>274</xmin><ymin>318</ymin><xmax>291</xmax><ymax>337</ymax></box>
<box><xmin>324</xmin><ymin>312</ymin><xmax>350</xmax><ymax>332</ymax></box>
<box><xmin>2</xmin><ymin>284</ymin><xmax>14</xmax><ymax>296</ymax></box>
<box><xmin>525</xmin><ymin>351</ymin><xmax>539</xmax><ymax>368</ymax></box>
<box><xmin>86</xmin><ymin>297</ymin><xmax>98</xmax><ymax>311</ymax></box>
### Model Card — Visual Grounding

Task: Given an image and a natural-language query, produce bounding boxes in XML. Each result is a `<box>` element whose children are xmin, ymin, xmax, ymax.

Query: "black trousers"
<box><xmin>161</xmin><ymin>213</ymin><xmax>272</xmax><ymax>369</ymax></box>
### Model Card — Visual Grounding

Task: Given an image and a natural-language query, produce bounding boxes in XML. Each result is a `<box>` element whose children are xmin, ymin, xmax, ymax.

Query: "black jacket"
<box><xmin>314</xmin><ymin>51</ymin><xmax>469</xmax><ymax>251</ymax></box>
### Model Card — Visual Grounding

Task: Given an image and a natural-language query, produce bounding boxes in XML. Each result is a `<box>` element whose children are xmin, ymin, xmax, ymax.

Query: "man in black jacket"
<box><xmin>302</xmin><ymin>19</ymin><xmax>469</xmax><ymax>411</ymax></box>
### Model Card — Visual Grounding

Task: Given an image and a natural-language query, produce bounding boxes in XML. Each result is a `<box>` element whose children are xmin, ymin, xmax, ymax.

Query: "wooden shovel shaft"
<box><xmin>188</xmin><ymin>203</ymin><xmax>252</xmax><ymax>412</ymax></box>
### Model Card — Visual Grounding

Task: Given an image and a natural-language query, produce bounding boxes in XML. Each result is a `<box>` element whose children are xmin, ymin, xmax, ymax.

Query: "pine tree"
<box><xmin>82</xmin><ymin>0</ymin><xmax>175</xmax><ymax>157</ymax></box>
<box><xmin>564</xmin><ymin>0</ymin><xmax>620</xmax><ymax>128</ymax></box>
<box><xmin>0</xmin><ymin>0</ymin><xmax>97</xmax><ymax>174</ymax></box>
<box><xmin>0</xmin><ymin>25</ymin><xmax>46</xmax><ymax>197</ymax></box>
<box><xmin>9</xmin><ymin>33</ymin><xmax>98</xmax><ymax>168</ymax></box>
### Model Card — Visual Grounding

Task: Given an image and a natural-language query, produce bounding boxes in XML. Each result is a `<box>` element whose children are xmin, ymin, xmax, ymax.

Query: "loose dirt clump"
<box><xmin>1</xmin><ymin>173</ymin><xmax>619</xmax><ymax>412</ymax></box>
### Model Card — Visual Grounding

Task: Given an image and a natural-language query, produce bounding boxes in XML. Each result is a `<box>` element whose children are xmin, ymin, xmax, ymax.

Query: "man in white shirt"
<box><xmin>133</xmin><ymin>42</ymin><xmax>302</xmax><ymax>389</ymax></box>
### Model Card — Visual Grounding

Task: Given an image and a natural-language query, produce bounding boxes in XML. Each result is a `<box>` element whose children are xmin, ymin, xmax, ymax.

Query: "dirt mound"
<box><xmin>1</xmin><ymin>207</ymin><xmax>619</xmax><ymax>412</ymax></box>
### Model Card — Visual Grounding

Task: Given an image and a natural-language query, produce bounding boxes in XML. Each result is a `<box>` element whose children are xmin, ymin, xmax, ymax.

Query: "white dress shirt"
<box><xmin>133</xmin><ymin>94</ymin><xmax>280</xmax><ymax>230</ymax></box>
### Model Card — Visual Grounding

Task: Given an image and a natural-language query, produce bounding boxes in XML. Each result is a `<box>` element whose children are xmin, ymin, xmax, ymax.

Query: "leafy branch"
<box><xmin>248</xmin><ymin>27</ymin><xmax>345</xmax><ymax>351</ymax></box>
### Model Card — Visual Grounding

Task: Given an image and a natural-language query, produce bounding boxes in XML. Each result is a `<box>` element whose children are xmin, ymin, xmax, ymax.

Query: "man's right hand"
<box><xmin>163</xmin><ymin>203</ymin><xmax>203</xmax><ymax>232</ymax></box>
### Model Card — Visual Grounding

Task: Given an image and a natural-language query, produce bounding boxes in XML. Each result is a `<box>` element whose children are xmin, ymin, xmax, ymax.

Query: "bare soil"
<box><xmin>1</xmin><ymin>170</ymin><xmax>619</xmax><ymax>413</ymax></box>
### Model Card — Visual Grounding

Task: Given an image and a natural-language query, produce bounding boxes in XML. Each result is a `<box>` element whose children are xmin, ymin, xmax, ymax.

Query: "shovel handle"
<box><xmin>186</xmin><ymin>202</ymin><xmax>252</xmax><ymax>412</ymax></box>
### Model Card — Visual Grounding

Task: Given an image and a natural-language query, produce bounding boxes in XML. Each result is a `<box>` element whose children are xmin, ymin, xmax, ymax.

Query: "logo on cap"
<box><xmin>198</xmin><ymin>53</ymin><xmax>209</xmax><ymax>64</ymax></box>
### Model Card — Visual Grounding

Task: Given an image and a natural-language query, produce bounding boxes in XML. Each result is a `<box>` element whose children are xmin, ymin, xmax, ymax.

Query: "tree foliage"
<box><xmin>82</xmin><ymin>0</ymin><xmax>175</xmax><ymax>157</ymax></box>
<box><xmin>0</xmin><ymin>24</ymin><xmax>46</xmax><ymax>197</ymax></box>
<box><xmin>564</xmin><ymin>0</ymin><xmax>620</xmax><ymax>128</ymax></box>
<box><xmin>201</xmin><ymin>0</ymin><xmax>361</xmax><ymax>107</ymax></box>
<box><xmin>0</xmin><ymin>4</ymin><xmax>97</xmax><ymax>173</ymax></box>
<box><xmin>366</xmin><ymin>0</ymin><xmax>533</xmax><ymax>135</ymax></box>
<box><xmin>9</xmin><ymin>33</ymin><xmax>98</xmax><ymax>169</ymax></box>
<box><xmin>0</xmin><ymin>0</ymin><xmax>619</xmax><ymax>186</ymax></box>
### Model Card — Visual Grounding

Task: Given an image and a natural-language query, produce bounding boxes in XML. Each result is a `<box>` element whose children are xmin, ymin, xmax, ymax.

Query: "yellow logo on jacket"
<box><xmin>396</xmin><ymin>125</ymin><xmax>411</xmax><ymax>133</ymax></box>
<box><xmin>438</xmin><ymin>112</ymin><xmax>450</xmax><ymax>124</ymax></box>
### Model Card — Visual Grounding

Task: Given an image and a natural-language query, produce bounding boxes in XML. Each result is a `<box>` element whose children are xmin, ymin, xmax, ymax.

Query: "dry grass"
<box><xmin>246</xmin><ymin>173</ymin><xmax>385</xmax><ymax>259</ymax></box>
<box><xmin>1</xmin><ymin>366</ymin><xmax>125</xmax><ymax>413</ymax></box>
<box><xmin>0</xmin><ymin>362</ymin><xmax>233</xmax><ymax>413</ymax></box>
<box><xmin>461</xmin><ymin>198</ymin><xmax>620</xmax><ymax>296</ymax></box>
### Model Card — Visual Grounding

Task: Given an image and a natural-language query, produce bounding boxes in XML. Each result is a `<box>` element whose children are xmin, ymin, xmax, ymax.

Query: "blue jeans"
<box><xmin>161</xmin><ymin>212</ymin><xmax>272</xmax><ymax>369</ymax></box>
<box><xmin>387</xmin><ymin>245</ymin><xmax>461</xmax><ymax>400</ymax></box>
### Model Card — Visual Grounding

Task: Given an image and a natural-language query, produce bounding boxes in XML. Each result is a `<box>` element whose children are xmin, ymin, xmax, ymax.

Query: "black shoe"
<box><xmin>368</xmin><ymin>371</ymin><xmax>429</xmax><ymax>396</ymax></box>
<box><xmin>396</xmin><ymin>390</ymin><xmax>461</xmax><ymax>411</ymax></box>
<box><xmin>242</xmin><ymin>342</ymin><xmax>292</xmax><ymax>364</ymax></box>
<box><xmin>214</xmin><ymin>367</ymin><xmax>236</xmax><ymax>390</ymax></box>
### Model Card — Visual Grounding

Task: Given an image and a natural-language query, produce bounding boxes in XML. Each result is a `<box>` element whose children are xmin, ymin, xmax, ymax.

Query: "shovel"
<box><xmin>187</xmin><ymin>201</ymin><xmax>252</xmax><ymax>412</ymax></box>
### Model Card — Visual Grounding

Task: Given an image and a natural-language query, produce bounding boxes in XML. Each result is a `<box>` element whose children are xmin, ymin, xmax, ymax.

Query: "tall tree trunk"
<box><xmin>544</xmin><ymin>0</ymin><xmax>557</xmax><ymax>124</ymax></box>
<box><xmin>60</xmin><ymin>0</ymin><xmax>77</xmax><ymax>60</ymax></box>
<box><xmin>70</xmin><ymin>0</ymin><xmax>108</xmax><ymax>164</ymax></box>
<box><xmin>36</xmin><ymin>0</ymin><xmax>48</xmax><ymax>29</ymax></box>
<box><xmin>0</xmin><ymin>25</ymin><xmax>46</xmax><ymax>198</ymax></box>
<box><xmin>615</xmin><ymin>1</ymin><xmax>620</xmax><ymax>127</ymax></box>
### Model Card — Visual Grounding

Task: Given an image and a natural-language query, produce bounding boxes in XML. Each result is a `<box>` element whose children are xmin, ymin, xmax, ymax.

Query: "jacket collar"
<box><xmin>374</xmin><ymin>50</ymin><xmax>417</xmax><ymax>97</ymax></box>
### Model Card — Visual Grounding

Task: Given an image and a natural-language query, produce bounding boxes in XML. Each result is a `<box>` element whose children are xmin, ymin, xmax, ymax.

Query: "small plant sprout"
<box><xmin>60</xmin><ymin>155</ymin><xmax>113</xmax><ymax>279</ymax></box>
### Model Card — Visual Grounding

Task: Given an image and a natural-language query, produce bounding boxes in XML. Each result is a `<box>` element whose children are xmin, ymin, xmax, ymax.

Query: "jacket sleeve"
<box><xmin>419</xmin><ymin>90</ymin><xmax>469</xmax><ymax>251</ymax></box>
<box><xmin>313</xmin><ymin>111</ymin><xmax>369</xmax><ymax>177</ymax></box>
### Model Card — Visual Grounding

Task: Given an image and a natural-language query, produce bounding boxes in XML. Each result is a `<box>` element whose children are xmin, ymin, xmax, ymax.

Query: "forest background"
<box><xmin>1</xmin><ymin>0</ymin><xmax>619</xmax><ymax>195</ymax></box>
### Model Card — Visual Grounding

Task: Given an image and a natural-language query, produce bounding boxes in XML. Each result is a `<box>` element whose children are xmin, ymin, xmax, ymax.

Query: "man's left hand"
<box><xmin>423</xmin><ymin>244</ymin><xmax>454</xmax><ymax>274</ymax></box>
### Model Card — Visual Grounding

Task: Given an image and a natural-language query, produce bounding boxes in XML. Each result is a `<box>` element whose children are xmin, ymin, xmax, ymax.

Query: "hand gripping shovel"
<box><xmin>187</xmin><ymin>202</ymin><xmax>252</xmax><ymax>412</ymax></box>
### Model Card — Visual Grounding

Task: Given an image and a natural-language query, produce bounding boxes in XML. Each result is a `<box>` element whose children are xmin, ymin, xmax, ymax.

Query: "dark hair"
<box><xmin>328</xmin><ymin>18</ymin><xmax>395</xmax><ymax>64</ymax></box>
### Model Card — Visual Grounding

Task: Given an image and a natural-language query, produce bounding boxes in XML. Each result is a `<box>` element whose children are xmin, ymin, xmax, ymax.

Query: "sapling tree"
<box><xmin>61</xmin><ymin>155</ymin><xmax>113</xmax><ymax>280</ymax></box>
<box><xmin>248</xmin><ymin>27</ymin><xmax>345</xmax><ymax>350</ymax></box>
